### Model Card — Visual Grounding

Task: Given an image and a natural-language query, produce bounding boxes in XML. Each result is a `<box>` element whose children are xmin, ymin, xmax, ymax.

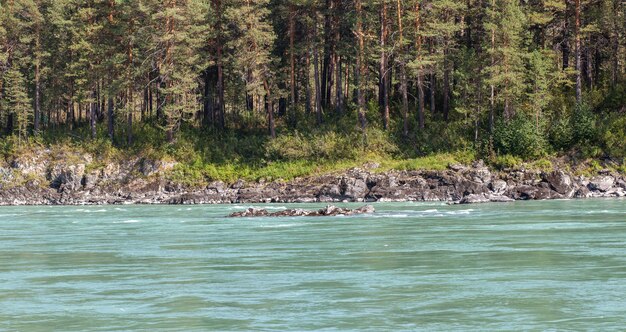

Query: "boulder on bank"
<box><xmin>229</xmin><ymin>205</ymin><xmax>375</xmax><ymax>218</ymax></box>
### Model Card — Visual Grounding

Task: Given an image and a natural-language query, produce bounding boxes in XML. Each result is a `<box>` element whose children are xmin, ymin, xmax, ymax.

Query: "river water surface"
<box><xmin>1</xmin><ymin>199</ymin><xmax>625</xmax><ymax>331</ymax></box>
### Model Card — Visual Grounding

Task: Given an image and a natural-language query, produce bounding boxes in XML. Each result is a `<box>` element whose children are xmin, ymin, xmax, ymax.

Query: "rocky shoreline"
<box><xmin>1</xmin><ymin>152</ymin><xmax>625</xmax><ymax>206</ymax></box>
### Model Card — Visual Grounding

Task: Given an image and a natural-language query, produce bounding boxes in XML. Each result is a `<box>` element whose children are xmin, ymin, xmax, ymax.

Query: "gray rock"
<box><xmin>469</xmin><ymin>167</ymin><xmax>492</xmax><ymax>184</ymax></box>
<box><xmin>0</xmin><ymin>167</ymin><xmax>14</xmax><ymax>183</ymax></box>
<box><xmin>489</xmin><ymin>180</ymin><xmax>508</xmax><ymax>194</ymax></box>
<box><xmin>82</xmin><ymin>172</ymin><xmax>100</xmax><ymax>190</ymax></box>
<box><xmin>459</xmin><ymin>194</ymin><xmax>490</xmax><ymax>204</ymax></box>
<box><xmin>51</xmin><ymin>164</ymin><xmax>85</xmax><ymax>192</ymax></box>
<box><xmin>616</xmin><ymin>178</ymin><xmax>626</xmax><ymax>190</ymax></box>
<box><xmin>574</xmin><ymin>186</ymin><xmax>591</xmax><ymax>198</ymax></box>
<box><xmin>588</xmin><ymin>176</ymin><xmax>615</xmax><ymax>192</ymax></box>
<box><xmin>448</xmin><ymin>164</ymin><xmax>468</xmax><ymax>172</ymax></box>
<box><xmin>544</xmin><ymin>170</ymin><xmax>573</xmax><ymax>195</ymax></box>
<box><xmin>341</xmin><ymin>177</ymin><xmax>368</xmax><ymax>199</ymax></box>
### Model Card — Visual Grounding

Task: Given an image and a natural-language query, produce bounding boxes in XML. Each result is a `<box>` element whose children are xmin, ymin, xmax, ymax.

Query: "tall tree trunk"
<box><xmin>379</xmin><ymin>0</ymin><xmax>389</xmax><ymax>129</ymax></box>
<box><xmin>429</xmin><ymin>38</ymin><xmax>436</xmax><ymax>115</ymax></box>
<box><xmin>142</xmin><ymin>87</ymin><xmax>147</xmax><ymax>122</ymax></box>
<box><xmin>213</xmin><ymin>0</ymin><xmax>225</xmax><ymax>129</ymax></box>
<box><xmin>562</xmin><ymin>0</ymin><xmax>570</xmax><ymax>70</ymax></box>
<box><xmin>34</xmin><ymin>23</ymin><xmax>41</xmax><ymax>134</ymax></box>
<box><xmin>127</xmin><ymin>89</ymin><xmax>133</xmax><ymax>145</ymax></box>
<box><xmin>397</xmin><ymin>0</ymin><xmax>409</xmax><ymax>136</ymax></box>
<box><xmin>489</xmin><ymin>0</ymin><xmax>496</xmax><ymax>132</ymax></box>
<box><xmin>313</xmin><ymin>13</ymin><xmax>323</xmax><ymax>125</ymax></box>
<box><xmin>610</xmin><ymin>0</ymin><xmax>619</xmax><ymax>89</ymax></box>
<box><xmin>90</xmin><ymin>90</ymin><xmax>97</xmax><ymax>139</ymax></box>
<box><xmin>321</xmin><ymin>0</ymin><xmax>336</xmax><ymax>109</ymax></box>
<box><xmin>574</xmin><ymin>0</ymin><xmax>582</xmax><ymax>103</ymax></box>
<box><xmin>127</xmin><ymin>26</ymin><xmax>134</xmax><ymax>144</ymax></box>
<box><xmin>429</xmin><ymin>73</ymin><xmax>436</xmax><ymax>115</ymax></box>
<box><xmin>305</xmin><ymin>43</ymin><xmax>312</xmax><ymax>115</ymax></box>
<box><xmin>34</xmin><ymin>59</ymin><xmax>41</xmax><ymax>134</ymax></box>
<box><xmin>356</xmin><ymin>0</ymin><xmax>367</xmax><ymax>131</ymax></box>
<box><xmin>156</xmin><ymin>74</ymin><xmax>164</xmax><ymax>121</ymax></box>
<box><xmin>108</xmin><ymin>96</ymin><xmax>114</xmax><ymax>141</ymax></box>
<box><xmin>335</xmin><ymin>56</ymin><xmax>343</xmax><ymax>114</ymax></box>
<box><xmin>443</xmin><ymin>48</ymin><xmax>451</xmax><ymax>122</ymax></box>
<box><xmin>414</xmin><ymin>0</ymin><xmax>425</xmax><ymax>130</ymax></box>
<box><xmin>203</xmin><ymin>69</ymin><xmax>211</xmax><ymax>126</ymax></box>
<box><xmin>264</xmin><ymin>80</ymin><xmax>276</xmax><ymax>138</ymax></box>
<box><xmin>584</xmin><ymin>43</ymin><xmax>592</xmax><ymax>89</ymax></box>
<box><xmin>289</xmin><ymin>4</ymin><xmax>297</xmax><ymax>125</ymax></box>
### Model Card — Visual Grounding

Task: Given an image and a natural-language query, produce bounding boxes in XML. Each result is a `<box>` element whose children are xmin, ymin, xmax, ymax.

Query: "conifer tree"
<box><xmin>149</xmin><ymin>0</ymin><xmax>208</xmax><ymax>142</ymax></box>
<box><xmin>225</xmin><ymin>0</ymin><xmax>277</xmax><ymax>137</ymax></box>
<box><xmin>484</xmin><ymin>0</ymin><xmax>527</xmax><ymax>123</ymax></box>
<box><xmin>1</xmin><ymin>67</ymin><xmax>32</xmax><ymax>142</ymax></box>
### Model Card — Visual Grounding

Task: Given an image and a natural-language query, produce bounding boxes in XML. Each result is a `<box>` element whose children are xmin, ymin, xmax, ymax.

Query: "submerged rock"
<box><xmin>229</xmin><ymin>205</ymin><xmax>375</xmax><ymax>218</ymax></box>
<box><xmin>457</xmin><ymin>193</ymin><xmax>515</xmax><ymax>204</ymax></box>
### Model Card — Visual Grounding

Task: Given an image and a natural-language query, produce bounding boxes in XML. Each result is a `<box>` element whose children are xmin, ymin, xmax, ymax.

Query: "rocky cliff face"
<box><xmin>0</xmin><ymin>155</ymin><xmax>624</xmax><ymax>205</ymax></box>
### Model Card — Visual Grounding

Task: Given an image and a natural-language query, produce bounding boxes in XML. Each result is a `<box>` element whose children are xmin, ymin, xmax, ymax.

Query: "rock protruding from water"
<box><xmin>229</xmin><ymin>205</ymin><xmax>375</xmax><ymax>218</ymax></box>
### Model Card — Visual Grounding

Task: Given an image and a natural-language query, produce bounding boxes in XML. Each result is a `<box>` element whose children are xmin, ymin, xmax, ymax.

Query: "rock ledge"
<box><xmin>229</xmin><ymin>205</ymin><xmax>375</xmax><ymax>217</ymax></box>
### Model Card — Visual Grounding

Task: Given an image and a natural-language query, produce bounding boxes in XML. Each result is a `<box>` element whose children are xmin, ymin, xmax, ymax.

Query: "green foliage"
<box><xmin>0</xmin><ymin>67</ymin><xmax>32</xmax><ymax>142</ymax></box>
<box><xmin>389</xmin><ymin>151</ymin><xmax>476</xmax><ymax>171</ymax></box>
<box><xmin>600</xmin><ymin>114</ymin><xmax>626</xmax><ymax>159</ymax></box>
<box><xmin>571</xmin><ymin>103</ymin><xmax>597</xmax><ymax>145</ymax></box>
<box><xmin>548</xmin><ymin>111</ymin><xmax>573</xmax><ymax>151</ymax></box>
<box><xmin>0</xmin><ymin>0</ymin><xmax>625</xmax><ymax>185</ymax></box>
<box><xmin>266</xmin><ymin>127</ymin><xmax>398</xmax><ymax>162</ymax></box>
<box><xmin>491</xmin><ymin>154</ymin><xmax>523</xmax><ymax>170</ymax></box>
<box><xmin>493</xmin><ymin>115</ymin><xmax>547</xmax><ymax>159</ymax></box>
<box><xmin>528</xmin><ymin>158</ymin><xmax>554</xmax><ymax>172</ymax></box>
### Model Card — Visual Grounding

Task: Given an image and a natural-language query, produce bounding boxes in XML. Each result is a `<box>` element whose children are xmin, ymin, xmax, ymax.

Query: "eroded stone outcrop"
<box><xmin>1</xmin><ymin>153</ymin><xmax>625</xmax><ymax>205</ymax></box>
<box><xmin>229</xmin><ymin>205</ymin><xmax>375</xmax><ymax>217</ymax></box>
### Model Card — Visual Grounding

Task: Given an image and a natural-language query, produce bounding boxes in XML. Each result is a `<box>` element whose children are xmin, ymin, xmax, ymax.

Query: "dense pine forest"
<box><xmin>1</xmin><ymin>0</ymin><xmax>625</xmax><ymax>182</ymax></box>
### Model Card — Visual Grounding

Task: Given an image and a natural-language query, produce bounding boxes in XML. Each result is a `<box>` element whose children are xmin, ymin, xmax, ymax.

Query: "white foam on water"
<box><xmin>368</xmin><ymin>214</ymin><xmax>410</xmax><ymax>218</ymax></box>
<box><xmin>258</xmin><ymin>223</ymin><xmax>303</xmax><ymax>228</ymax></box>
<box><xmin>230</xmin><ymin>205</ymin><xmax>289</xmax><ymax>211</ymax></box>
<box><xmin>585</xmin><ymin>210</ymin><xmax>613</xmax><ymax>214</ymax></box>
<box><xmin>446</xmin><ymin>209</ymin><xmax>474</xmax><ymax>215</ymax></box>
<box><xmin>77</xmin><ymin>208</ymin><xmax>107</xmax><ymax>213</ymax></box>
<box><xmin>113</xmin><ymin>219</ymin><xmax>142</xmax><ymax>224</ymax></box>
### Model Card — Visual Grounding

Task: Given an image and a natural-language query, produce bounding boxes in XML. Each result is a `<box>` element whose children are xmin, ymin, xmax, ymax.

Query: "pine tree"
<box><xmin>427</xmin><ymin>0</ymin><xmax>465</xmax><ymax>122</ymax></box>
<box><xmin>225</xmin><ymin>0</ymin><xmax>277</xmax><ymax>137</ymax></box>
<box><xmin>484</xmin><ymin>0</ymin><xmax>527</xmax><ymax>124</ymax></box>
<box><xmin>1</xmin><ymin>67</ymin><xmax>32</xmax><ymax>143</ymax></box>
<box><xmin>149</xmin><ymin>0</ymin><xmax>208</xmax><ymax>142</ymax></box>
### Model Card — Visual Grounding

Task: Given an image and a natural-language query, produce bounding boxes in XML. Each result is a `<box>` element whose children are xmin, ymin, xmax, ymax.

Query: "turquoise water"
<box><xmin>1</xmin><ymin>199</ymin><xmax>625</xmax><ymax>331</ymax></box>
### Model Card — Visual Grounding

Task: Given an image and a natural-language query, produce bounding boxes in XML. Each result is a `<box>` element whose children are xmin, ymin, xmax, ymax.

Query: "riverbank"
<box><xmin>1</xmin><ymin>150</ymin><xmax>624</xmax><ymax>205</ymax></box>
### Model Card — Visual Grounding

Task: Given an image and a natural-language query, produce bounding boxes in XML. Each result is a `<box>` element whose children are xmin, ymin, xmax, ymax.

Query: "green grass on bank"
<box><xmin>1</xmin><ymin>100</ymin><xmax>625</xmax><ymax>188</ymax></box>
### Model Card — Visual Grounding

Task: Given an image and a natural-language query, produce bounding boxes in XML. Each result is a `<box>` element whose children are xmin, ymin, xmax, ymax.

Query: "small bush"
<box><xmin>493</xmin><ymin>114</ymin><xmax>547</xmax><ymax>159</ymax></box>
<box><xmin>390</xmin><ymin>151</ymin><xmax>476</xmax><ymax>171</ymax></box>
<box><xmin>571</xmin><ymin>103</ymin><xmax>597</xmax><ymax>145</ymax></box>
<box><xmin>600</xmin><ymin>115</ymin><xmax>626</xmax><ymax>159</ymax></box>
<box><xmin>491</xmin><ymin>154</ymin><xmax>523</xmax><ymax>170</ymax></box>
<box><xmin>548</xmin><ymin>113</ymin><xmax>573</xmax><ymax>151</ymax></box>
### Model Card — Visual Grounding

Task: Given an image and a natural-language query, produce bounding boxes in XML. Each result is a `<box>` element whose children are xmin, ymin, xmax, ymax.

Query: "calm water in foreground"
<box><xmin>1</xmin><ymin>200</ymin><xmax>625</xmax><ymax>331</ymax></box>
